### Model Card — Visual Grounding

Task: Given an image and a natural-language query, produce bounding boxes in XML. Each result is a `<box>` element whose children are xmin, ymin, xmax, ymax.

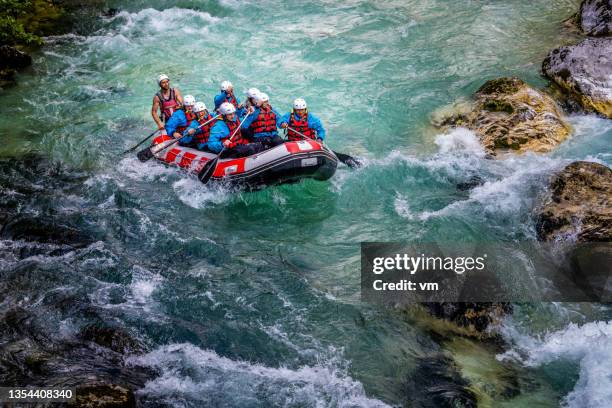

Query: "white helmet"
<box><xmin>183</xmin><ymin>95</ymin><xmax>196</xmax><ymax>106</ymax></box>
<box><xmin>219</xmin><ymin>102</ymin><xmax>236</xmax><ymax>115</ymax></box>
<box><xmin>246</xmin><ymin>87</ymin><xmax>260</xmax><ymax>99</ymax></box>
<box><xmin>293</xmin><ymin>98</ymin><xmax>307</xmax><ymax>110</ymax></box>
<box><xmin>157</xmin><ymin>74</ymin><xmax>169</xmax><ymax>84</ymax></box>
<box><xmin>221</xmin><ymin>80</ymin><xmax>233</xmax><ymax>91</ymax></box>
<box><xmin>255</xmin><ymin>92</ymin><xmax>269</xmax><ymax>106</ymax></box>
<box><xmin>193</xmin><ymin>101</ymin><xmax>207</xmax><ymax>113</ymax></box>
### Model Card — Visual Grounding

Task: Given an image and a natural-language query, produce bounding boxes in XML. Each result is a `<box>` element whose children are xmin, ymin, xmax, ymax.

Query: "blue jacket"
<box><xmin>208</xmin><ymin>118</ymin><xmax>241</xmax><ymax>153</ymax></box>
<box><xmin>279</xmin><ymin>112</ymin><xmax>326</xmax><ymax>140</ymax></box>
<box><xmin>180</xmin><ymin>112</ymin><xmax>216</xmax><ymax>150</ymax></box>
<box><xmin>213</xmin><ymin>91</ymin><xmax>241</xmax><ymax>112</ymax></box>
<box><xmin>164</xmin><ymin>109</ymin><xmax>188</xmax><ymax>137</ymax></box>
<box><xmin>241</xmin><ymin>106</ymin><xmax>283</xmax><ymax>139</ymax></box>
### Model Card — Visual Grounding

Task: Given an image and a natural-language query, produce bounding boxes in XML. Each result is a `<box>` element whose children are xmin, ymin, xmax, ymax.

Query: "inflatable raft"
<box><xmin>149</xmin><ymin>135</ymin><xmax>338</xmax><ymax>189</ymax></box>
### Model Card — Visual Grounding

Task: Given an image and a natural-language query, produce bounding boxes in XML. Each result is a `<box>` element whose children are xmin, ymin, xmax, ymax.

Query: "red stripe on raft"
<box><xmin>166</xmin><ymin>148</ymin><xmax>182</xmax><ymax>163</ymax></box>
<box><xmin>213</xmin><ymin>158</ymin><xmax>246</xmax><ymax>177</ymax></box>
<box><xmin>284</xmin><ymin>140</ymin><xmax>321</xmax><ymax>154</ymax></box>
<box><xmin>179</xmin><ymin>152</ymin><xmax>197</xmax><ymax>168</ymax></box>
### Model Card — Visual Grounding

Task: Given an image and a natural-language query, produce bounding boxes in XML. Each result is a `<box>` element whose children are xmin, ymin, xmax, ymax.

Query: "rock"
<box><xmin>405</xmin><ymin>354</ymin><xmax>477</xmax><ymax>408</ymax></box>
<box><xmin>71</xmin><ymin>384</ymin><xmax>135</xmax><ymax>408</ymax></box>
<box><xmin>0</xmin><ymin>45</ymin><xmax>32</xmax><ymax>70</ymax></box>
<box><xmin>422</xmin><ymin>303</ymin><xmax>513</xmax><ymax>337</ymax></box>
<box><xmin>536</xmin><ymin>161</ymin><xmax>611</xmax><ymax>241</ymax></box>
<box><xmin>80</xmin><ymin>325</ymin><xmax>144</xmax><ymax>354</ymax></box>
<box><xmin>432</xmin><ymin>77</ymin><xmax>571</xmax><ymax>154</ymax></box>
<box><xmin>578</xmin><ymin>0</ymin><xmax>612</xmax><ymax>36</ymax></box>
<box><xmin>543</xmin><ymin>37</ymin><xmax>612</xmax><ymax>118</ymax></box>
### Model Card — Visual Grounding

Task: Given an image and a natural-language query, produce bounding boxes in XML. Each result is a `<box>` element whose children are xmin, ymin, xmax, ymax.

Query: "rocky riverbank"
<box><xmin>421</xmin><ymin>0</ymin><xmax>612</xmax><ymax>404</ymax></box>
<box><xmin>0</xmin><ymin>0</ymin><xmax>108</xmax><ymax>89</ymax></box>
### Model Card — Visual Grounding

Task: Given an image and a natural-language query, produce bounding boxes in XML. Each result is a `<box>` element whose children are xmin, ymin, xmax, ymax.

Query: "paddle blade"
<box><xmin>136</xmin><ymin>146</ymin><xmax>155</xmax><ymax>162</ymax></box>
<box><xmin>333</xmin><ymin>151</ymin><xmax>361</xmax><ymax>168</ymax></box>
<box><xmin>198</xmin><ymin>157</ymin><xmax>218</xmax><ymax>184</ymax></box>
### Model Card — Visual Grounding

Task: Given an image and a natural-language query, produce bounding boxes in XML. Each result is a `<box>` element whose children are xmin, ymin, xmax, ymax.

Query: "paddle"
<box><xmin>123</xmin><ymin>128</ymin><xmax>162</xmax><ymax>155</ymax></box>
<box><xmin>198</xmin><ymin>112</ymin><xmax>251</xmax><ymax>184</ymax></box>
<box><xmin>136</xmin><ymin>114</ymin><xmax>220</xmax><ymax>162</ymax></box>
<box><xmin>285</xmin><ymin>127</ymin><xmax>361</xmax><ymax>168</ymax></box>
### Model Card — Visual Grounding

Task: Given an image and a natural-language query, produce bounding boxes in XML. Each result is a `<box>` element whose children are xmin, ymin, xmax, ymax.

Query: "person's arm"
<box><xmin>151</xmin><ymin>95</ymin><xmax>164</xmax><ymax>130</ymax></box>
<box><xmin>174</xmin><ymin>88</ymin><xmax>184</xmax><ymax>107</ymax></box>
<box><xmin>309</xmin><ymin>114</ymin><xmax>325</xmax><ymax>141</ymax></box>
<box><xmin>274</xmin><ymin>108</ymin><xmax>283</xmax><ymax>128</ymax></box>
<box><xmin>213</xmin><ymin>93</ymin><xmax>223</xmax><ymax>111</ymax></box>
<box><xmin>180</xmin><ymin>120</ymin><xmax>199</xmax><ymax>144</ymax></box>
<box><xmin>279</xmin><ymin>112</ymin><xmax>290</xmax><ymax>128</ymax></box>
<box><xmin>241</xmin><ymin>108</ymin><xmax>259</xmax><ymax>129</ymax></box>
<box><xmin>208</xmin><ymin>122</ymin><xmax>226</xmax><ymax>153</ymax></box>
<box><xmin>165</xmin><ymin>110</ymin><xmax>186</xmax><ymax>138</ymax></box>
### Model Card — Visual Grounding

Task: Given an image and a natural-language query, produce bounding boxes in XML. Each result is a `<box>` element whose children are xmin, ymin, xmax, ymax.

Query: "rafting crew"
<box><xmin>208</xmin><ymin>102</ymin><xmax>265</xmax><ymax>158</ymax></box>
<box><xmin>179</xmin><ymin>102</ymin><xmax>217</xmax><ymax>150</ymax></box>
<box><xmin>241</xmin><ymin>92</ymin><xmax>284</xmax><ymax>148</ymax></box>
<box><xmin>164</xmin><ymin>94</ymin><xmax>197</xmax><ymax>139</ymax></box>
<box><xmin>280</xmin><ymin>98</ymin><xmax>325</xmax><ymax>142</ymax></box>
<box><xmin>152</xmin><ymin>74</ymin><xmax>184</xmax><ymax>131</ymax></box>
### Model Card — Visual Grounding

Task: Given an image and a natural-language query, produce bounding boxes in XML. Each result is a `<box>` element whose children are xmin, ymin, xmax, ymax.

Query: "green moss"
<box><xmin>477</xmin><ymin>77</ymin><xmax>524</xmax><ymax>96</ymax></box>
<box><xmin>482</xmin><ymin>99</ymin><xmax>515</xmax><ymax>114</ymax></box>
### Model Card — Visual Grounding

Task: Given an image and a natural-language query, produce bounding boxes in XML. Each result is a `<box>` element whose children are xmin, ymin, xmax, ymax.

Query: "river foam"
<box><xmin>129</xmin><ymin>343</ymin><xmax>390</xmax><ymax>407</ymax></box>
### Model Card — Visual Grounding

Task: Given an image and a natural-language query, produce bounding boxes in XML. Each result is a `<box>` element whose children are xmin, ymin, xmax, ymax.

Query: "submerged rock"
<box><xmin>578</xmin><ymin>0</ymin><xmax>612</xmax><ymax>36</ymax></box>
<box><xmin>432</xmin><ymin>77</ymin><xmax>571</xmax><ymax>154</ymax></box>
<box><xmin>80</xmin><ymin>325</ymin><xmax>144</xmax><ymax>355</ymax></box>
<box><xmin>421</xmin><ymin>302</ymin><xmax>512</xmax><ymax>339</ymax></box>
<box><xmin>405</xmin><ymin>354</ymin><xmax>477</xmax><ymax>408</ymax></box>
<box><xmin>543</xmin><ymin>37</ymin><xmax>612</xmax><ymax>118</ymax></box>
<box><xmin>536</xmin><ymin>161</ymin><xmax>611</xmax><ymax>242</ymax></box>
<box><xmin>71</xmin><ymin>384</ymin><xmax>135</xmax><ymax>408</ymax></box>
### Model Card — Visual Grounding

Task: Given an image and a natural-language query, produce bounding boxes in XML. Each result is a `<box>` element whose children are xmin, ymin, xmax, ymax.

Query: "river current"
<box><xmin>1</xmin><ymin>0</ymin><xmax>611</xmax><ymax>407</ymax></box>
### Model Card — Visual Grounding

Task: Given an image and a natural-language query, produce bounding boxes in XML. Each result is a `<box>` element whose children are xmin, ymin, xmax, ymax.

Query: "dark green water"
<box><xmin>1</xmin><ymin>0</ymin><xmax>611</xmax><ymax>406</ymax></box>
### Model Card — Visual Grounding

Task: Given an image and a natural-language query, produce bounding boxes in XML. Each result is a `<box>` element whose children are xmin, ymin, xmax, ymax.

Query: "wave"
<box><xmin>499</xmin><ymin>320</ymin><xmax>612</xmax><ymax>408</ymax></box>
<box><xmin>129</xmin><ymin>343</ymin><xmax>390</xmax><ymax>407</ymax></box>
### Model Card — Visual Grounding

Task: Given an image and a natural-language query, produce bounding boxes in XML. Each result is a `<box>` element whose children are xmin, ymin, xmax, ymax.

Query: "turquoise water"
<box><xmin>1</xmin><ymin>0</ymin><xmax>611</xmax><ymax>406</ymax></box>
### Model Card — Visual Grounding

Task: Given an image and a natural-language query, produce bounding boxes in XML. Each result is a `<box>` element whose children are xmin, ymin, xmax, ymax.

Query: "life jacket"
<box><xmin>157</xmin><ymin>88</ymin><xmax>180</xmax><ymax>122</ymax></box>
<box><xmin>194</xmin><ymin>113</ymin><xmax>216</xmax><ymax>144</ymax></box>
<box><xmin>176</xmin><ymin>109</ymin><xmax>197</xmax><ymax>134</ymax></box>
<box><xmin>250</xmin><ymin>106</ymin><xmax>277</xmax><ymax>134</ymax></box>
<box><xmin>288</xmin><ymin>111</ymin><xmax>315</xmax><ymax>140</ymax></box>
<box><xmin>223</xmin><ymin>92</ymin><xmax>238</xmax><ymax>109</ymax></box>
<box><xmin>222</xmin><ymin>117</ymin><xmax>247</xmax><ymax>145</ymax></box>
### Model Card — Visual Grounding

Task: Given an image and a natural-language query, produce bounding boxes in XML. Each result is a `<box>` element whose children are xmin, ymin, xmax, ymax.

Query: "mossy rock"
<box><xmin>432</xmin><ymin>77</ymin><xmax>571</xmax><ymax>155</ymax></box>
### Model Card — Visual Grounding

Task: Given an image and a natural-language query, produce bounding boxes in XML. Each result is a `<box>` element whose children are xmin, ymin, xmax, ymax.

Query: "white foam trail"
<box><xmin>129</xmin><ymin>343</ymin><xmax>390</xmax><ymax>407</ymax></box>
<box><xmin>499</xmin><ymin>321</ymin><xmax>612</xmax><ymax>408</ymax></box>
<box><xmin>434</xmin><ymin>127</ymin><xmax>485</xmax><ymax>157</ymax></box>
<box><xmin>172</xmin><ymin>177</ymin><xmax>231</xmax><ymax>208</ymax></box>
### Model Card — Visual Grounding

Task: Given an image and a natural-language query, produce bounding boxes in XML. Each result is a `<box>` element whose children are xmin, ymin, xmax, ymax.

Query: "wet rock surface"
<box><xmin>70</xmin><ymin>384</ymin><xmax>136</xmax><ymax>408</ymax></box>
<box><xmin>405</xmin><ymin>354</ymin><xmax>477</xmax><ymax>408</ymax></box>
<box><xmin>542</xmin><ymin>37</ymin><xmax>612</xmax><ymax>118</ymax></box>
<box><xmin>432</xmin><ymin>77</ymin><xmax>571</xmax><ymax>154</ymax></box>
<box><xmin>536</xmin><ymin>161</ymin><xmax>611</xmax><ymax>242</ymax></box>
<box><xmin>578</xmin><ymin>0</ymin><xmax>612</xmax><ymax>36</ymax></box>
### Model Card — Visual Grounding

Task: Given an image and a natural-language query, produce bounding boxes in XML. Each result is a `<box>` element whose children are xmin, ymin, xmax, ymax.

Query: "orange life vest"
<box><xmin>194</xmin><ymin>113</ymin><xmax>216</xmax><ymax>144</ymax></box>
<box><xmin>288</xmin><ymin>112</ymin><xmax>315</xmax><ymax>140</ymax></box>
<box><xmin>250</xmin><ymin>106</ymin><xmax>277</xmax><ymax>134</ymax></box>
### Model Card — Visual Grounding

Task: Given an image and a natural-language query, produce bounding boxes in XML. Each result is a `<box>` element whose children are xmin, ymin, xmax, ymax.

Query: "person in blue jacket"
<box><xmin>179</xmin><ymin>102</ymin><xmax>217</xmax><ymax>150</ymax></box>
<box><xmin>208</xmin><ymin>102</ymin><xmax>264</xmax><ymax>158</ymax></box>
<box><xmin>213</xmin><ymin>80</ymin><xmax>242</xmax><ymax>113</ymax></box>
<box><xmin>165</xmin><ymin>94</ymin><xmax>196</xmax><ymax>138</ymax></box>
<box><xmin>279</xmin><ymin>98</ymin><xmax>326</xmax><ymax>142</ymax></box>
<box><xmin>240</xmin><ymin>92</ymin><xmax>284</xmax><ymax>148</ymax></box>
